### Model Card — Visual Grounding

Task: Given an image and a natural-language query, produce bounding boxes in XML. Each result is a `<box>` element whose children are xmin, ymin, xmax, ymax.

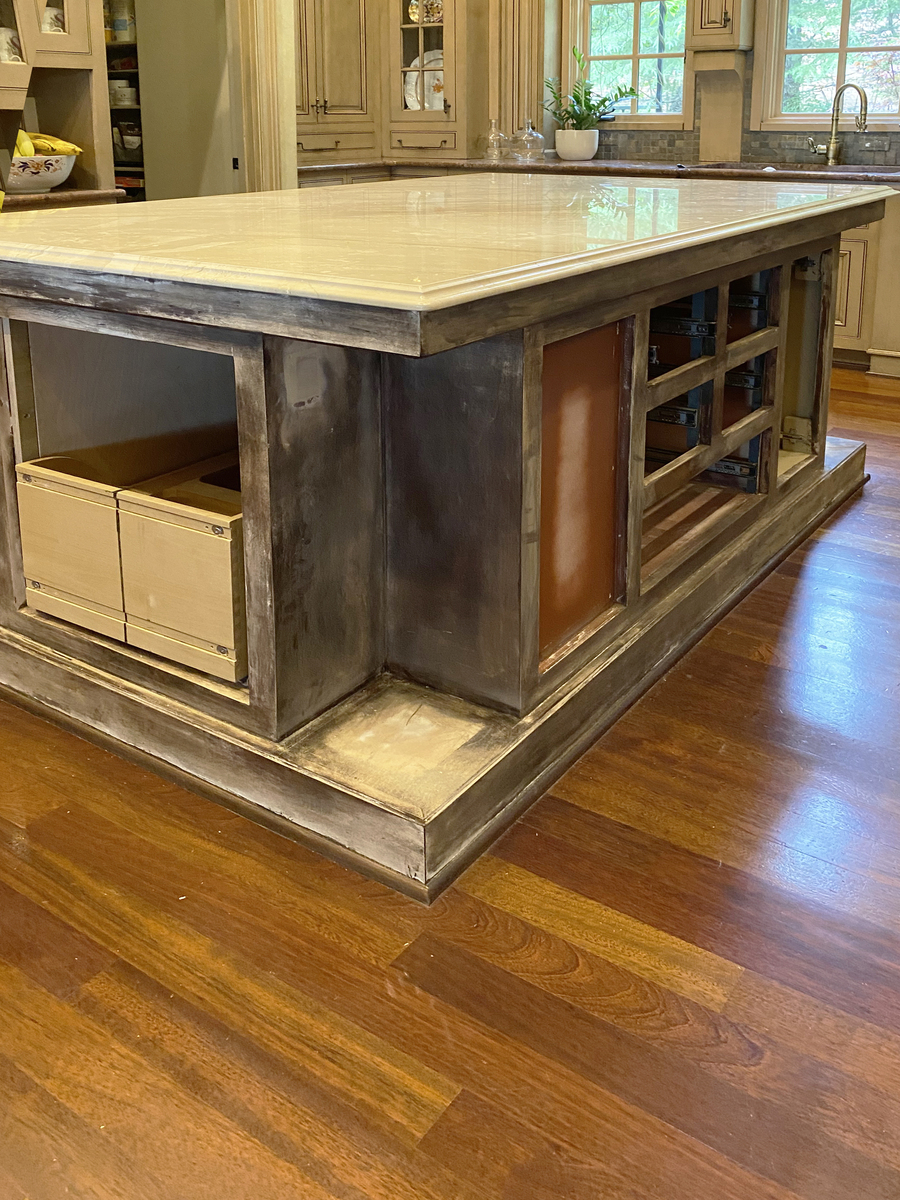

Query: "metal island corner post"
<box><xmin>0</xmin><ymin>172</ymin><xmax>892</xmax><ymax>899</ymax></box>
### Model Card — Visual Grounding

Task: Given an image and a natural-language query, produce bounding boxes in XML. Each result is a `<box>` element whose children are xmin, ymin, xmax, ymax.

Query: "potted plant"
<box><xmin>545</xmin><ymin>47</ymin><xmax>636</xmax><ymax>161</ymax></box>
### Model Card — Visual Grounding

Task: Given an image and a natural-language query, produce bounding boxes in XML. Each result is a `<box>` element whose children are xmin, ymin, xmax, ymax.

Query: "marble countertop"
<box><xmin>314</xmin><ymin>156</ymin><xmax>900</xmax><ymax>186</ymax></box>
<box><xmin>0</xmin><ymin>172</ymin><xmax>892</xmax><ymax>311</ymax></box>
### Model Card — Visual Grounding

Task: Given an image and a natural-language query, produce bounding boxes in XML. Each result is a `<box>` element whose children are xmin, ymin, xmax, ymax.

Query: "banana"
<box><xmin>15</xmin><ymin>130</ymin><xmax>35</xmax><ymax>157</ymax></box>
<box><xmin>26</xmin><ymin>133</ymin><xmax>83</xmax><ymax>155</ymax></box>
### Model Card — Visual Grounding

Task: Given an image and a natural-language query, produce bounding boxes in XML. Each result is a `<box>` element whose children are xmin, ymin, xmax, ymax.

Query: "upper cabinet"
<box><xmin>687</xmin><ymin>0</ymin><xmax>755</xmax><ymax>51</ymax></box>
<box><xmin>0</xmin><ymin>0</ymin><xmax>34</xmax><ymax>114</ymax></box>
<box><xmin>28</xmin><ymin>0</ymin><xmax>93</xmax><ymax>58</ymax></box>
<box><xmin>386</xmin><ymin>0</ymin><xmax>487</xmax><ymax>156</ymax></box>
<box><xmin>297</xmin><ymin>0</ymin><xmax>380</xmax><ymax>158</ymax></box>
<box><xmin>0</xmin><ymin>0</ymin><xmax>114</xmax><ymax>193</ymax></box>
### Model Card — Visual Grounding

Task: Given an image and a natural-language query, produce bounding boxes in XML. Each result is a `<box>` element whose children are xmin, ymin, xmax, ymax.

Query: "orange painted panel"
<box><xmin>540</xmin><ymin>323</ymin><xmax>623</xmax><ymax>660</ymax></box>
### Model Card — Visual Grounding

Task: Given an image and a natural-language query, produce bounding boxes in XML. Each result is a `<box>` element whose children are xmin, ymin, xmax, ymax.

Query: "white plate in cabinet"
<box><xmin>117</xmin><ymin>455</ymin><xmax>247</xmax><ymax>683</ymax></box>
<box><xmin>15</xmin><ymin>456</ymin><xmax>126</xmax><ymax>638</ymax></box>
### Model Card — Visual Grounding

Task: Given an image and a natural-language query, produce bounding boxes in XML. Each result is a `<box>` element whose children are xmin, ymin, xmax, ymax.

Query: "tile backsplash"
<box><xmin>589</xmin><ymin>52</ymin><xmax>900</xmax><ymax>165</ymax></box>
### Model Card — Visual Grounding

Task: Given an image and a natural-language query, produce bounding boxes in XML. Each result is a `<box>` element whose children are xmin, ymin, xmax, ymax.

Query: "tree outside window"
<box><xmin>583</xmin><ymin>0</ymin><xmax>687</xmax><ymax>116</ymax></box>
<box><xmin>780</xmin><ymin>0</ymin><xmax>900</xmax><ymax>115</ymax></box>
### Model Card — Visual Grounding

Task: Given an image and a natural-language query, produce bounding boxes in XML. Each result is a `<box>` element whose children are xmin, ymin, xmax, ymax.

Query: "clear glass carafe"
<box><xmin>485</xmin><ymin>118</ymin><xmax>509</xmax><ymax>161</ymax></box>
<box><xmin>510</xmin><ymin>118</ymin><xmax>545</xmax><ymax>163</ymax></box>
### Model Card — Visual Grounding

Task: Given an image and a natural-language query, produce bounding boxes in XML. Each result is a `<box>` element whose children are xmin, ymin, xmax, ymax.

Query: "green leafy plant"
<box><xmin>544</xmin><ymin>46</ymin><xmax>636</xmax><ymax>129</ymax></box>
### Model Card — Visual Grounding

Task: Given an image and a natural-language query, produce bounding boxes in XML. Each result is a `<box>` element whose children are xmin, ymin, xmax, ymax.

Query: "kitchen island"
<box><xmin>0</xmin><ymin>173</ymin><xmax>893</xmax><ymax>898</ymax></box>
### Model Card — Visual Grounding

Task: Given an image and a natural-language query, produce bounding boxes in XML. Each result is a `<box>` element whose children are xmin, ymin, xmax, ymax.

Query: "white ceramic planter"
<box><xmin>555</xmin><ymin>128</ymin><xmax>599</xmax><ymax>161</ymax></box>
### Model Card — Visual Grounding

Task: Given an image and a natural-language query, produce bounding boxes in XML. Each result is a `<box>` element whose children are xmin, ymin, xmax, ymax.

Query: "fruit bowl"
<box><xmin>6</xmin><ymin>154</ymin><xmax>77</xmax><ymax>194</ymax></box>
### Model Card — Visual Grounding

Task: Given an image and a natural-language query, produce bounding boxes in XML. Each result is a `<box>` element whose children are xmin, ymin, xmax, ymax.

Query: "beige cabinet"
<box><xmin>834</xmin><ymin>223</ymin><xmax>880</xmax><ymax>355</ymax></box>
<box><xmin>297</xmin><ymin>0</ymin><xmax>380</xmax><ymax>159</ymax></box>
<box><xmin>0</xmin><ymin>0</ymin><xmax>114</xmax><ymax>192</ymax></box>
<box><xmin>386</xmin><ymin>0</ymin><xmax>487</xmax><ymax>157</ymax></box>
<box><xmin>687</xmin><ymin>0</ymin><xmax>755</xmax><ymax>51</ymax></box>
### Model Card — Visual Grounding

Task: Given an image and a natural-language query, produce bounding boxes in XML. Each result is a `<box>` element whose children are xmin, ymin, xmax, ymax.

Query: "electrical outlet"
<box><xmin>863</xmin><ymin>138</ymin><xmax>890</xmax><ymax>152</ymax></box>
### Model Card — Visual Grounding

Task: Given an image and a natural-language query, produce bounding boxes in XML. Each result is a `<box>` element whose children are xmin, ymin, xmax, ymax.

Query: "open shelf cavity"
<box><xmin>641</xmin><ymin>480</ymin><xmax>759</xmax><ymax>590</ymax></box>
<box><xmin>727</xmin><ymin>270</ymin><xmax>774</xmax><ymax>343</ymax></box>
<box><xmin>9</xmin><ymin>320</ymin><xmax>247</xmax><ymax>687</ymax></box>
<box><xmin>778</xmin><ymin>256</ymin><xmax>824</xmax><ymax>481</ymax></box>
<box><xmin>648</xmin><ymin>288</ymin><xmax>717</xmax><ymax>382</ymax></box>
<box><xmin>638</xmin><ymin>267</ymin><xmax>792</xmax><ymax>591</ymax></box>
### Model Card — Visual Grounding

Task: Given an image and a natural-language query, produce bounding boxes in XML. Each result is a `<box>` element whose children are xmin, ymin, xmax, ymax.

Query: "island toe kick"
<box><xmin>0</xmin><ymin>175</ymin><xmax>887</xmax><ymax>899</ymax></box>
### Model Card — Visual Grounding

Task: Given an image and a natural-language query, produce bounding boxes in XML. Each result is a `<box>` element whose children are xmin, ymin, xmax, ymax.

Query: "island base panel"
<box><xmin>0</xmin><ymin>436</ymin><xmax>865</xmax><ymax>901</ymax></box>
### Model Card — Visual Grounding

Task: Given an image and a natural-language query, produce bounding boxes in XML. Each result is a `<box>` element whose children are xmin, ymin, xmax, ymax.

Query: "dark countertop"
<box><xmin>298</xmin><ymin>155</ymin><xmax>900</xmax><ymax>186</ymax></box>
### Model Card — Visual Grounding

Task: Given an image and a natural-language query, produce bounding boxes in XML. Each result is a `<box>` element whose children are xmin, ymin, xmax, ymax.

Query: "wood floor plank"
<box><xmin>424</xmin><ymin>888</ymin><xmax>900</xmax><ymax>1173</ymax></box>
<box><xmin>496</xmin><ymin>800</ymin><xmax>900</xmax><ymax>1031</ymax></box>
<box><xmin>395</xmin><ymin>933</ymin><xmax>900</xmax><ymax>1200</ymax></box>
<box><xmin>415</xmin><ymin>1091</ymin><xmax>544</xmax><ymax>1198</ymax></box>
<box><xmin>0</xmin><ymin>962</ymin><xmax>341</xmax><ymax>1200</ymax></box>
<box><xmin>0</xmin><ymin>806</ymin><xmax>459</xmax><ymax>1143</ymax></box>
<box><xmin>724</xmin><ymin>969</ymin><xmax>900</xmax><ymax>1097</ymax></box>
<box><xmin>0</xmin><ymin>1053</ymin><xmax>167</xmax><ymax>1200</ymax></box>
<box><xmin>75</xmin><ymin>960</ymin><xmax>482</xmax><ymax>1200</ymax></box>
<box><xmin>459</xmin><ymin>856</ymin><xmax>744</xmax><ymax>1010</ymax></box>
<box><xmin>555</xmin><ymin>728</ymin><xmax>900</xmax><ymax>908</ymax></box>
<box><xmin>0</xmin><ymin>876</ymin><xmax>116</xmax><ymax>1001</ymax></box>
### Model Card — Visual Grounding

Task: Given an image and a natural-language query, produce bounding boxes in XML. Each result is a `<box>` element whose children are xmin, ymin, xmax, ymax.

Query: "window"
<box><xmin>573</xmin><ymin>0</ymin><xmax>689</xmax><ymax>125</ymax></box>
<box><xmin>753</xmin><ymin>0</ymin><xmax>900</xmax><ymax>127</ymax></box>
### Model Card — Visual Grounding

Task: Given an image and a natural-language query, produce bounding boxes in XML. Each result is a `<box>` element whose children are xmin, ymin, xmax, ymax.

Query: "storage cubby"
<box><xmin>641</xmin><ymin>481</ymin><xmax>756</xmax><ymax>588</ymax></box>
<box><xmin>645</xmin><ymin>382</ymin><xmax>713</xmax><ymax>475</ymax></box>
<box><xmin>10</xmin><ymin>320</ymin><xmax>247</xmax><ymax>684</ymax></box>
<box><xmin>648</xmin><ymin>289</ymin><xmax>717</xmax><ymax>376</ymax></box>
<box><xmin>723</xmin><ymin>356</ymin><xmax>767</xmax><ymax>429</ymax></box>
<box><xmin>781</xmin><ymin>255</ymin><xmax>825</xmax><ymax>468</ymax></box>
<box><xmin>638</xmin><ymin>267</ymin><xmax>788</xmax><ymax>590</ymax></box>
<box><xmin>700</xmin><ymin>434</ymin><xmax>764</xmax><ymax>494</ymax></box>
<box><xmin>726</xmin><ymin>271</ymin><xmax>773</xmax><ymax>343</ymax></box>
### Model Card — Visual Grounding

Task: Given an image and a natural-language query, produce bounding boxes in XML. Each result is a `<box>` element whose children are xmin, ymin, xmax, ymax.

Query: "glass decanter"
<box><xmin>510</xmin><ymin>118</ymin><xmax>545</xmax><ymax>163</ymax></box>
<box><xmin>485</xmin><ymin>118</ymin><xmax>509</xmax><ymax>161</ymax></box>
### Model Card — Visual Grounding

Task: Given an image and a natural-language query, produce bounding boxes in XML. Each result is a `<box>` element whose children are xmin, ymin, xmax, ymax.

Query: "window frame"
<box><xmin>751</xmin><ymin>0</ymin><xmax>900</xmax><ymax>130</ymax></box>
<box><xmin>562</xmin><ymin>0</ymin><xmax>696</xmax><ymax>130</ymax></box>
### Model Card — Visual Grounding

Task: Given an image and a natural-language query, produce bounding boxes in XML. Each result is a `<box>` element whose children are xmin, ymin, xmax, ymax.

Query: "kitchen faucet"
<box><xmin>808</xmin><ymin>84</ymin><xmax>868</xmax><ymax>165</ymax></box>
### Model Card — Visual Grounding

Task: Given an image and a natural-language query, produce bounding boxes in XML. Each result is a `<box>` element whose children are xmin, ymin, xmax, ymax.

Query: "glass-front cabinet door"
<box><xmin>0</xmin><ymin>0</ymin><xmax>32</xmax><ymax>112</ymax></box>
<box><xmin>390</xmin><ymin>0</ymin><xmax>455</xmax><ymax>125</ymax></box>
<box><xmin>31</xmin><ymin>0</ymin><xmax>91</xmax><ymax>56</ymax></box>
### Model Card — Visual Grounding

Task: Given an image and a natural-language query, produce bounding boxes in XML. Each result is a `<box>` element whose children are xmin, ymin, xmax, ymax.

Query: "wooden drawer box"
<box><xmin>117</xmin><ymin>455</ymin><xmax>247</xmax><ymax>683</ymax></box>
<box><xmin>16</xmin><ymin>456</ymin><xmax>129</xmax><ymax>640</ymax></box>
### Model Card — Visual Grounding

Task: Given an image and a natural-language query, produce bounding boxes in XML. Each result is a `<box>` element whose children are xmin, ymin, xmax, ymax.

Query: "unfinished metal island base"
<box><xmin>0</xmin><ymin>175</ymin><xmax>893</xmax><ymax>899</ymax></box>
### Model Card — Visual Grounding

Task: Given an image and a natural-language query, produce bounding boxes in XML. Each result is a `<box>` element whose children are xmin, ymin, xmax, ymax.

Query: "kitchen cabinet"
<box><xmin>28</xmin><ymin>0</ymin><xmax>93</xmax><ymax>57</ymax></box>
<box><xmin>386</xmin><ymin>0</ymin><xmax>488</xmax><ymax>158</ymax></box>
<box><xmin>0</xmin><ymin>0</ymin><xmax>115</xmax><ymax>193</ymax></box>
<box><xmin>687</xmin><ymin>0</ymin><xmax>755</xmax><ymax>51</ymax></box>
<box><xmin>834</xmin><ymin>222</ymin><xmax>880</xmax><ymax>355</ymax></box>
<box><xmin>296</xmin><ymin>0</ymin><xmax>380</xmax><ymax>160</ymax></box>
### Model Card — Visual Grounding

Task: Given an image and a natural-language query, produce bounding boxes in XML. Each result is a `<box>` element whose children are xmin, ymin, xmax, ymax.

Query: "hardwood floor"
<box><xmin>2</xmin><ymin>366</ymin><xmax>900</xmax><ymax>1198</ymax></box>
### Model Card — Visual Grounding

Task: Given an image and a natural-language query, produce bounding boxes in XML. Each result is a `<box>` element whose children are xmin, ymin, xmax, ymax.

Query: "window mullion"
<box><xmin>632</xmin><ymin>0</ymin><xmax>640</xmax><ymax>113</ymax></box>
<box><xmin>837</xmin><ymin>0</ymin><xmax>851</xmax><ymax>90</ymax></box>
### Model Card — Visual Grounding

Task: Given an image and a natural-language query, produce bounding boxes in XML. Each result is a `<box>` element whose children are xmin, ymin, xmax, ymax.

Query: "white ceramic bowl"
<box><xmin>6</xmin><ymin>154</ymin><xmax>77</xmax><ymax>194</ymax></box>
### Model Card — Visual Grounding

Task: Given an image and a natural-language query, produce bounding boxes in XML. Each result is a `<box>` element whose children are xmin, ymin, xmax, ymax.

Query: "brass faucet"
<box><xmin>807</xmin><ymin>84</ymin><xmax>868</xmax><ymax>165</ymax></box>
